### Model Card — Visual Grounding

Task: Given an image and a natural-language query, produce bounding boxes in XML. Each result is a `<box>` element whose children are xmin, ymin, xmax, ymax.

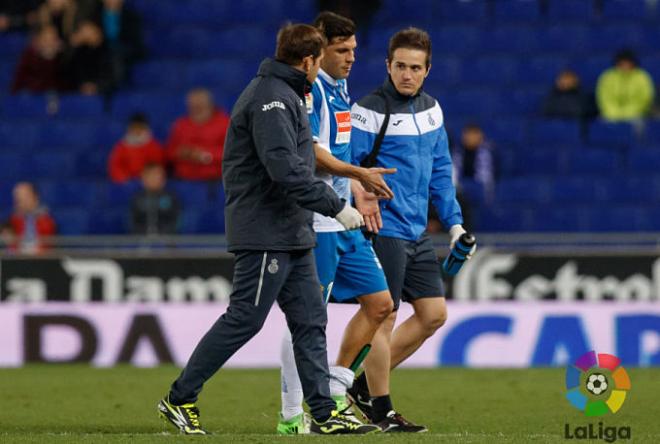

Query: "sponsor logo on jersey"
<box><xmin>351</xmin><ymin>112</ymin><xmax>366</xmax><ymax>125</ymax></box>
<box><xmin>262</xmin><ymin>101</ymin><xmax>285</xmax><ymax>111</ymax></box>
<box><xmin>334</xmin><ymin>111</ymin><xmax>351</xmax><ymax>144</ymax></box>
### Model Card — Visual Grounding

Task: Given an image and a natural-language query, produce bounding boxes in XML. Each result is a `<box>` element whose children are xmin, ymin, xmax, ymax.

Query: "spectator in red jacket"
<box><xmin>108</xmin><ymin>113</ymin><xmax>165</xmax><ymax>183</ymax></box>
<box><xmin>12</xmin><ymin>25</ymin><xmax>69</xmax><ymax>93</ymax></box>
<box><xmin>8</xmin><ymin>182</ymin><xmax>57</xmax><ymax>254</ymax></box>
<box><xmin>166</xmin><ymin>88</ymin><xmax>230</xmax><ymax>181</ymax></box>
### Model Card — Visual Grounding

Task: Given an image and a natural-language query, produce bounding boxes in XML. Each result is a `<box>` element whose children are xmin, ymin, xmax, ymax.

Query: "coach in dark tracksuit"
<box><xmin>165</xmin><ymin>25</ymin><xmax>364</xmax><ymax>430</ymax></box>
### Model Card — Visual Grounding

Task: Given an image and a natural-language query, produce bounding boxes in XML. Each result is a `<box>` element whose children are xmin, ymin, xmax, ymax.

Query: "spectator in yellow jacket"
<box><xmin>596</xmin><ymin>49</ymin><xmax>655</xmax><ymax>122</ymax></box>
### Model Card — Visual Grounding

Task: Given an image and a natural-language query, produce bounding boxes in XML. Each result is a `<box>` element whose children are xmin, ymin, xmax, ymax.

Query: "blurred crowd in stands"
<box><xmin>1</xmin><ymin>0</ymin><xmax>660</xmax><ymax>252</ymax></box>
<box><xmin>5</xmin><ymin>0</ymin><xmax>143</xmax><ymax>95</ymax></box>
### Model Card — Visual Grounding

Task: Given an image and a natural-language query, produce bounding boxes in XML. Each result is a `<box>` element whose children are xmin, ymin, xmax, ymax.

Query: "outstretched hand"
<box><xmin>358</xmin><ymin>167</ymin><xmax>397</xmax><ymax>199</ymax></box>
<box><xmin>354</xmin><ymin>189</ymin><xmax>382</xmax><ymax>233</ymax></box>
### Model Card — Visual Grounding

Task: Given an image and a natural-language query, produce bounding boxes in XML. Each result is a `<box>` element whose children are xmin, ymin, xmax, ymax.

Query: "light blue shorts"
<box><xmin>314</xmin><ymin>230</ymin><xmax>388</xmax><ymax>303</ymax></box>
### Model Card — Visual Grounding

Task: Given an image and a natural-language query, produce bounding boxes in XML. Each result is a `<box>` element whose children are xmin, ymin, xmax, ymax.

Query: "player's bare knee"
<box><xmin>360</xmin><ymin>292</ymin><xmax>394</xmax><ymax>323</ymax></box>
<box><xmin>415</xmin><ymin>300</ymin><xmax>447</xmax><ymax>337</ymax></box>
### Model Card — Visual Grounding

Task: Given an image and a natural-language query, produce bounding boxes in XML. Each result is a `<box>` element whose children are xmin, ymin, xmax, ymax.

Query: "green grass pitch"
<box><xmin>1</xmin><ymin>366</ymin><xmax>658</xmax><ymax>443</ymax></box>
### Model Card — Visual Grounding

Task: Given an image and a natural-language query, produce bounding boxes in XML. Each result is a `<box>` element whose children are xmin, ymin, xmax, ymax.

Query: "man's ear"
<box><xmin>385</xmin><ymin>58</ymin><xmax>391</xmax><ymax>75</ymax></box>
<box><xmin>302</xmin><ymin>55</ymin><xmax>314</xmax><ymax>73</ymax></box>
<box><xmin>424</xmin><ymin>64</ymin><xmax>432</xmax><ymax>78</ymax></box>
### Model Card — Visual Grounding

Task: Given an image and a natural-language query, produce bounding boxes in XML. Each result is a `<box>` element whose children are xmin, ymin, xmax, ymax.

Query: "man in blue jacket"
<box><xmin>157</xmin><ymin>23</ymin><xmax>378</xmax><ymax>436</ymax></box>
<box><xmin>347</xmin><ymin>27</ymin><xmax>474</xmax><ymax>432</ymax></box>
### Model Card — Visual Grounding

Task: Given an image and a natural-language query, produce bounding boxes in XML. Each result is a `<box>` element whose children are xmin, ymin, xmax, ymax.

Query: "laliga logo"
<box><xmin>565</xmin><ymin>351</ymin><xmax>631</xmax><ymax>416</ymax></box>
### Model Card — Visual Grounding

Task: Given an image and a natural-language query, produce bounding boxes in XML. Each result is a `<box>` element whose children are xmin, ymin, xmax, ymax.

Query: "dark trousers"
<box><xmin>169</xmin><ymin>249</ymin><xmax>335</xmax><ymax>421</ymax></box>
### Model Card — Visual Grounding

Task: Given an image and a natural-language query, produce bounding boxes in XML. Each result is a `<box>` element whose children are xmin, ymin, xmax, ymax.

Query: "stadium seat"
<box><xmin>75</xmin><ymin>150</ymin><xmax>112</xmax><ymax>179</ymax></box>
<box><xmin>0</xmin><ymin>121</ymin><xmax>39</xmax><ymax>149</ymax></box>
<box><xmin>517</xmin><ymin>55</ymin><xmax>570</xmax><ymax>86</ymax></box>
<box><xmin>509</xmin><ymin>88</ymin><xmax>545</xmax><ymax>116</ymax></box>
<box><xmin>551</xmin><ymin>177</ymin><xmax>599</xmax><ymax>203</ymax></box>
<box><xmin>57</xmin><ymin>95</ymin><xmax>105</xmax><ymax>119</ymax></box>
<box><xmin>573</xmin><ymin>55</ymin><xmax>611</xmax><ymax>88</ymax></box>
<box><xmin>512</xmin><ymin>149</ymin><xmax>566</xmax><ymax>175</ymax></box>
<box><xmin>110</xmin><ymin>92</ymin><xmax>184</xmax><ymax>124</ymax></box>
<box><xmin>195</xmin><ymin>208</ymin><xmax>226</xmax><ymax>234</ymax></box>
<box><xmin>25</xmin><ymin>152</ymin><xmax>77</xmax><ymax>179</ymax></box>
<box><xmin>585</xmin><ymin>205</ymin><xmax>648</xmax><ymax>232</ymax></box>
<box><xmin>480</xmin><ymin>119</ymin><xmax>527</xmax><ymax>146</ymax></box>
<box><xmin>537</xmin><ymin>25</ymin><xmax>590</xmax><ymax>53</ymax></box>
<box><xmin>1</xmin><ymin>94</ymin><xmax>49</xmax><ymax>119</ymax></box>
<box><xmin>493</xmin><ymin>0</ymin><xmax>541</xmax><ymax>23</ymax></box>
<box><xmin>587</xmin><ymin>121</ymin><xmax>634</xmax><ymax>148</ymax></box>
<box><xmin>585</xmin><ymin>25</ymin><xmax>646</xmax><ymax>53</ymax></box>
<box><xmin>528</xmin><ymin>120</ymin><xmax>581</xmax><ymax>145</ymax></box>
<box><xmin>530</xmin><ymin>206</ymin><xmax>588</xmax><ymax>232</ymax></box>
<box><xmin>546</xmin><ymin>0</ymin><xmax>596</xmax><ymax>22</ymax></box>
<box><xmin>602</xmin><ymin>0</ymin><xmax>654</xmax><ymax>21</ymax></box>
<box><xmin>38</xmin><ymin>180</ymin><xmax>98</xmax><ymax>207</ymax></box>
<box><xmin>183</xmin><ymin>60</ymin><xmax>254</xmax><ymax>96</ymax></box>
<box><xmin>430</xmin><ymin>26</ymin><xmax>482</xmax><ymax>55</ymax></box>
<box><xmin>130</xmin><ymin>60</ymin><xmax>185</xmax><ymax>90</ymax></box>
<box><xmin>51</xmin><ymin>207</ymin><xmax>91</xmax><ymax>235</ymax></box>
<box><xmin>0</xmin><ymin>153</ymin><xmax>29</xmax><ymax>183</ymax></box>
<box><xmin>478</xmin><ymin>26</ymin><xmax>541</xmax><ymax>55</ymax></box>
<box><xmin>565</xmin><ymin>150</ymin><xmax>620</xmax><ymax>175</ymax></box>
<box><xmin>170</xmin><ymin>181</ymin><xmax>216</xmax><ymax>209</ymax></box>
<box><xmin>495</xmin><ymin>177</ymin><xmax>551</xmax><ymax>204</ymax></box>
<box><xmin>477</xmin><ymin>204</ymin><xmax>534</xmax><ymax>232</ymax></box>
<box><xmin>87</xmin><ymin>207</ymin><xmax>128</xmax><ymax>234</ymax></box>
<box><xmin>460</xmin><ymin>57</ymin><xmax>520</xmax><ymax>87</ymax></box>
<box><xmin>37</xmin><ymin>122</ymin><xmax>99</xmax><ymax>150</ymax></box>
<box><xmin>628</xmin><ymin>149</ymin><xmax>660</xmax><ymax>173</ymax></box>
<box><xmin>437</xmin><ymin>0</ymin><xmax>487</xmax><ymax>23</ymax></box>
<box><xmin>0</xmin><ymin>32</ymin><xmax>28</xmax><ymax>57</ymax></box>
<box><xmin>599</xmin><ymin>176</ymin><xmax>660</xmax><ymax>204</ymax></box>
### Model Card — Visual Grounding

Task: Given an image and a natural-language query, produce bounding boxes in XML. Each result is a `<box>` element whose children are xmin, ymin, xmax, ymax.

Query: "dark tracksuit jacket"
<box><xmin>170</xmin><ymin>59</ymin><xmax>342</xmax><ymax>421</ymax></box>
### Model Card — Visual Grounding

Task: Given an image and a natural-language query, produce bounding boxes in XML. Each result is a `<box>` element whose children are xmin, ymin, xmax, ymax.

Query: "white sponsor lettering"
<box><xmin>262</xmin><ymin>101</ymin><xmax>285</xmax><ymax>111</ymax></box>
<box><xmin>454</xmin><ymin>252</ymin><xmax>660</xmax><ymax>301</ymax></box>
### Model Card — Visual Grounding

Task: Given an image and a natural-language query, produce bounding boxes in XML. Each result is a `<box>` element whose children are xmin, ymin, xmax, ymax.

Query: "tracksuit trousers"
<box><xmin>169</xmin><ymin>249</ymin><xmax>335</xmax><ymax>421</ymax></box>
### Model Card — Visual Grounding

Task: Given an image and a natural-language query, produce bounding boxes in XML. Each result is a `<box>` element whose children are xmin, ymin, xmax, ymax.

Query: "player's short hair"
<box><xmin>275</xmin><ymin>23</ymin><xmax>327</xmax><ymax>66</ymax></box>
<box><xmin>388</xmin><ymin>27</ymin><xmax>432</xmax><ymax>68</ymax></box>
<box><xmin>313</xmin><ymin>11</ymin><xmax>356</xmax><ymax>43</ymax></box>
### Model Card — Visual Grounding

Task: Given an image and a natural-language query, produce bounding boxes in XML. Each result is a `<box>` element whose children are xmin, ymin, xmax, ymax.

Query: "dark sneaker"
<box><xmin>157</xmin><ymin>396</ymin><xmax>208</xmax><ymax>435</ymax></box>
<box><xmin>309</xmin><ymin>410</ymin><xmax>381</xmax><ymax>435</ymax></box>
<box><xmin>346</xmin><ymin>383</ymin><xmax>374</xmax><ymax>421</ymax></box>
<box><xmin>377</xmin><ymin>410</ymin><xmax>428</xmax><ymax>433</ymax></box>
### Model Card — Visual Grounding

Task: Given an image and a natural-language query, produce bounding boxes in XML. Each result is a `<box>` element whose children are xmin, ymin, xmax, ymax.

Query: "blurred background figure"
<box><xmin>37</xmin><ymin>0</ymin><xmax>88</xmax><ymax>40</ymax></box>
<box><xmin>7</xmin><ymin>182</ymin><xmax>57</xmax><ymax>254</ymax></box>
<box><xmin>99</xmin><ymin>0</ymin><xmax>145</xmax><ymax>89</ymax></box>
<box><xmin>66</xmin><ymin>20</ymin><xmax>109</xmax><ymax>95</ymax></box>
<box><xmin>130</xmin><ymin>163</ymin><xmax>181</xmax><ymax>235</ymax></box>
<box><xmin>542</xmin><ymin>69</ymin><xmax>595</xmax><ymax>121</ymax></box>
<box><xmin>11</xmin><ymin>25</ymin><xmax>68</xmax><ymax>93</ymax></box>
<box><xmin>166</xmin><ymin>88</ymin><xmax>230</xmax><ymax>182</ymax></box>
<box><xmin>453</xmin><ymin>124</ymin><xmax>495</xmax><ymax>230</ymax></box>
<box><xmin>108</xmin><ymin>113</ymin><xmax>165</xmax><ymax>184</ymax></box>
<box><xmin>0</xmin><ymin>0</ymin><xmax>41</xmax><ymax>32</ymax></box>
<box><xmin>596</xmin><ymin>49</ymin><xmax>655</xmax><ymax>122</ymax></box>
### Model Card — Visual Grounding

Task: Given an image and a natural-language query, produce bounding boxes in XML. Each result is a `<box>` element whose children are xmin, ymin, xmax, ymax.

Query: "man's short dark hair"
<box><xmin>313</xmin><ymin>11</ymin><xmax>356</xmax><ymax>43</ymax></box>
<box><xmin>614</xmin><ymin>48</ymin><xmax>639</xmax><ymax>67</ymax></box>
<box><xmin>129</xmin><ymin>112</ymin><xmax>149</xmax><ymax>126</ymax></box>
<box><xmin>388</xmin><ymin>27</ymin><xmax>432</xmax><ymax>68</ymax></box>
<box><xmin>275</xmin><ymin>23</ymin><xmax>327</xmax><ymax>66</ymax></box>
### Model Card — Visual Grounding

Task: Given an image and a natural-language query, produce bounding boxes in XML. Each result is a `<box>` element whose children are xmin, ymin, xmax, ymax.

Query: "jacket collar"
<box><xmin>258</xmin><ymin>58</ymin><xmax>310</xmax><ymax>99</ymax></box>
<box><xmin>382</xmin><ymin>76</ymin><xmax>423</xmax><ymax>102</ymax></box>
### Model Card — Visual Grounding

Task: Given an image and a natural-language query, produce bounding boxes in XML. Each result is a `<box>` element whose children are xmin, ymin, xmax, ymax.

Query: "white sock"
<box><xmin>280</xmin><ymin>328</ymin><xmax>304</xmax><ymax>421</ymax></box>
<box><xmin>329</xmin><ymin>365</ymin><xmax>355</xmax><ymax>398</ymax></box>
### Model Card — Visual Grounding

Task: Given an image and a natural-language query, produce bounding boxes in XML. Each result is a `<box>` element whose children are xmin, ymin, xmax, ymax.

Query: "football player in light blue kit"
<box><xmin>277</xmin><ymin>12</ymin><xmax>396</xmax><ymax>434</ymax></box>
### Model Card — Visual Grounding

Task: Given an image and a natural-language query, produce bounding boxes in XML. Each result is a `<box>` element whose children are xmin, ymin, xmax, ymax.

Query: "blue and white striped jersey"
<box><xmin>308</xmin><ymin>68</ymin><xmax>352</xmax><ymax>232</ymax></box>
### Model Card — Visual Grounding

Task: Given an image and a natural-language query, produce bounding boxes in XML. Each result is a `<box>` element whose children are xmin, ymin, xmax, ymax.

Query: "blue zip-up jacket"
<box><xmin>351</xmin><ymin>78</ymin><xmax>462</xmax><ymax>241</ymax></box>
